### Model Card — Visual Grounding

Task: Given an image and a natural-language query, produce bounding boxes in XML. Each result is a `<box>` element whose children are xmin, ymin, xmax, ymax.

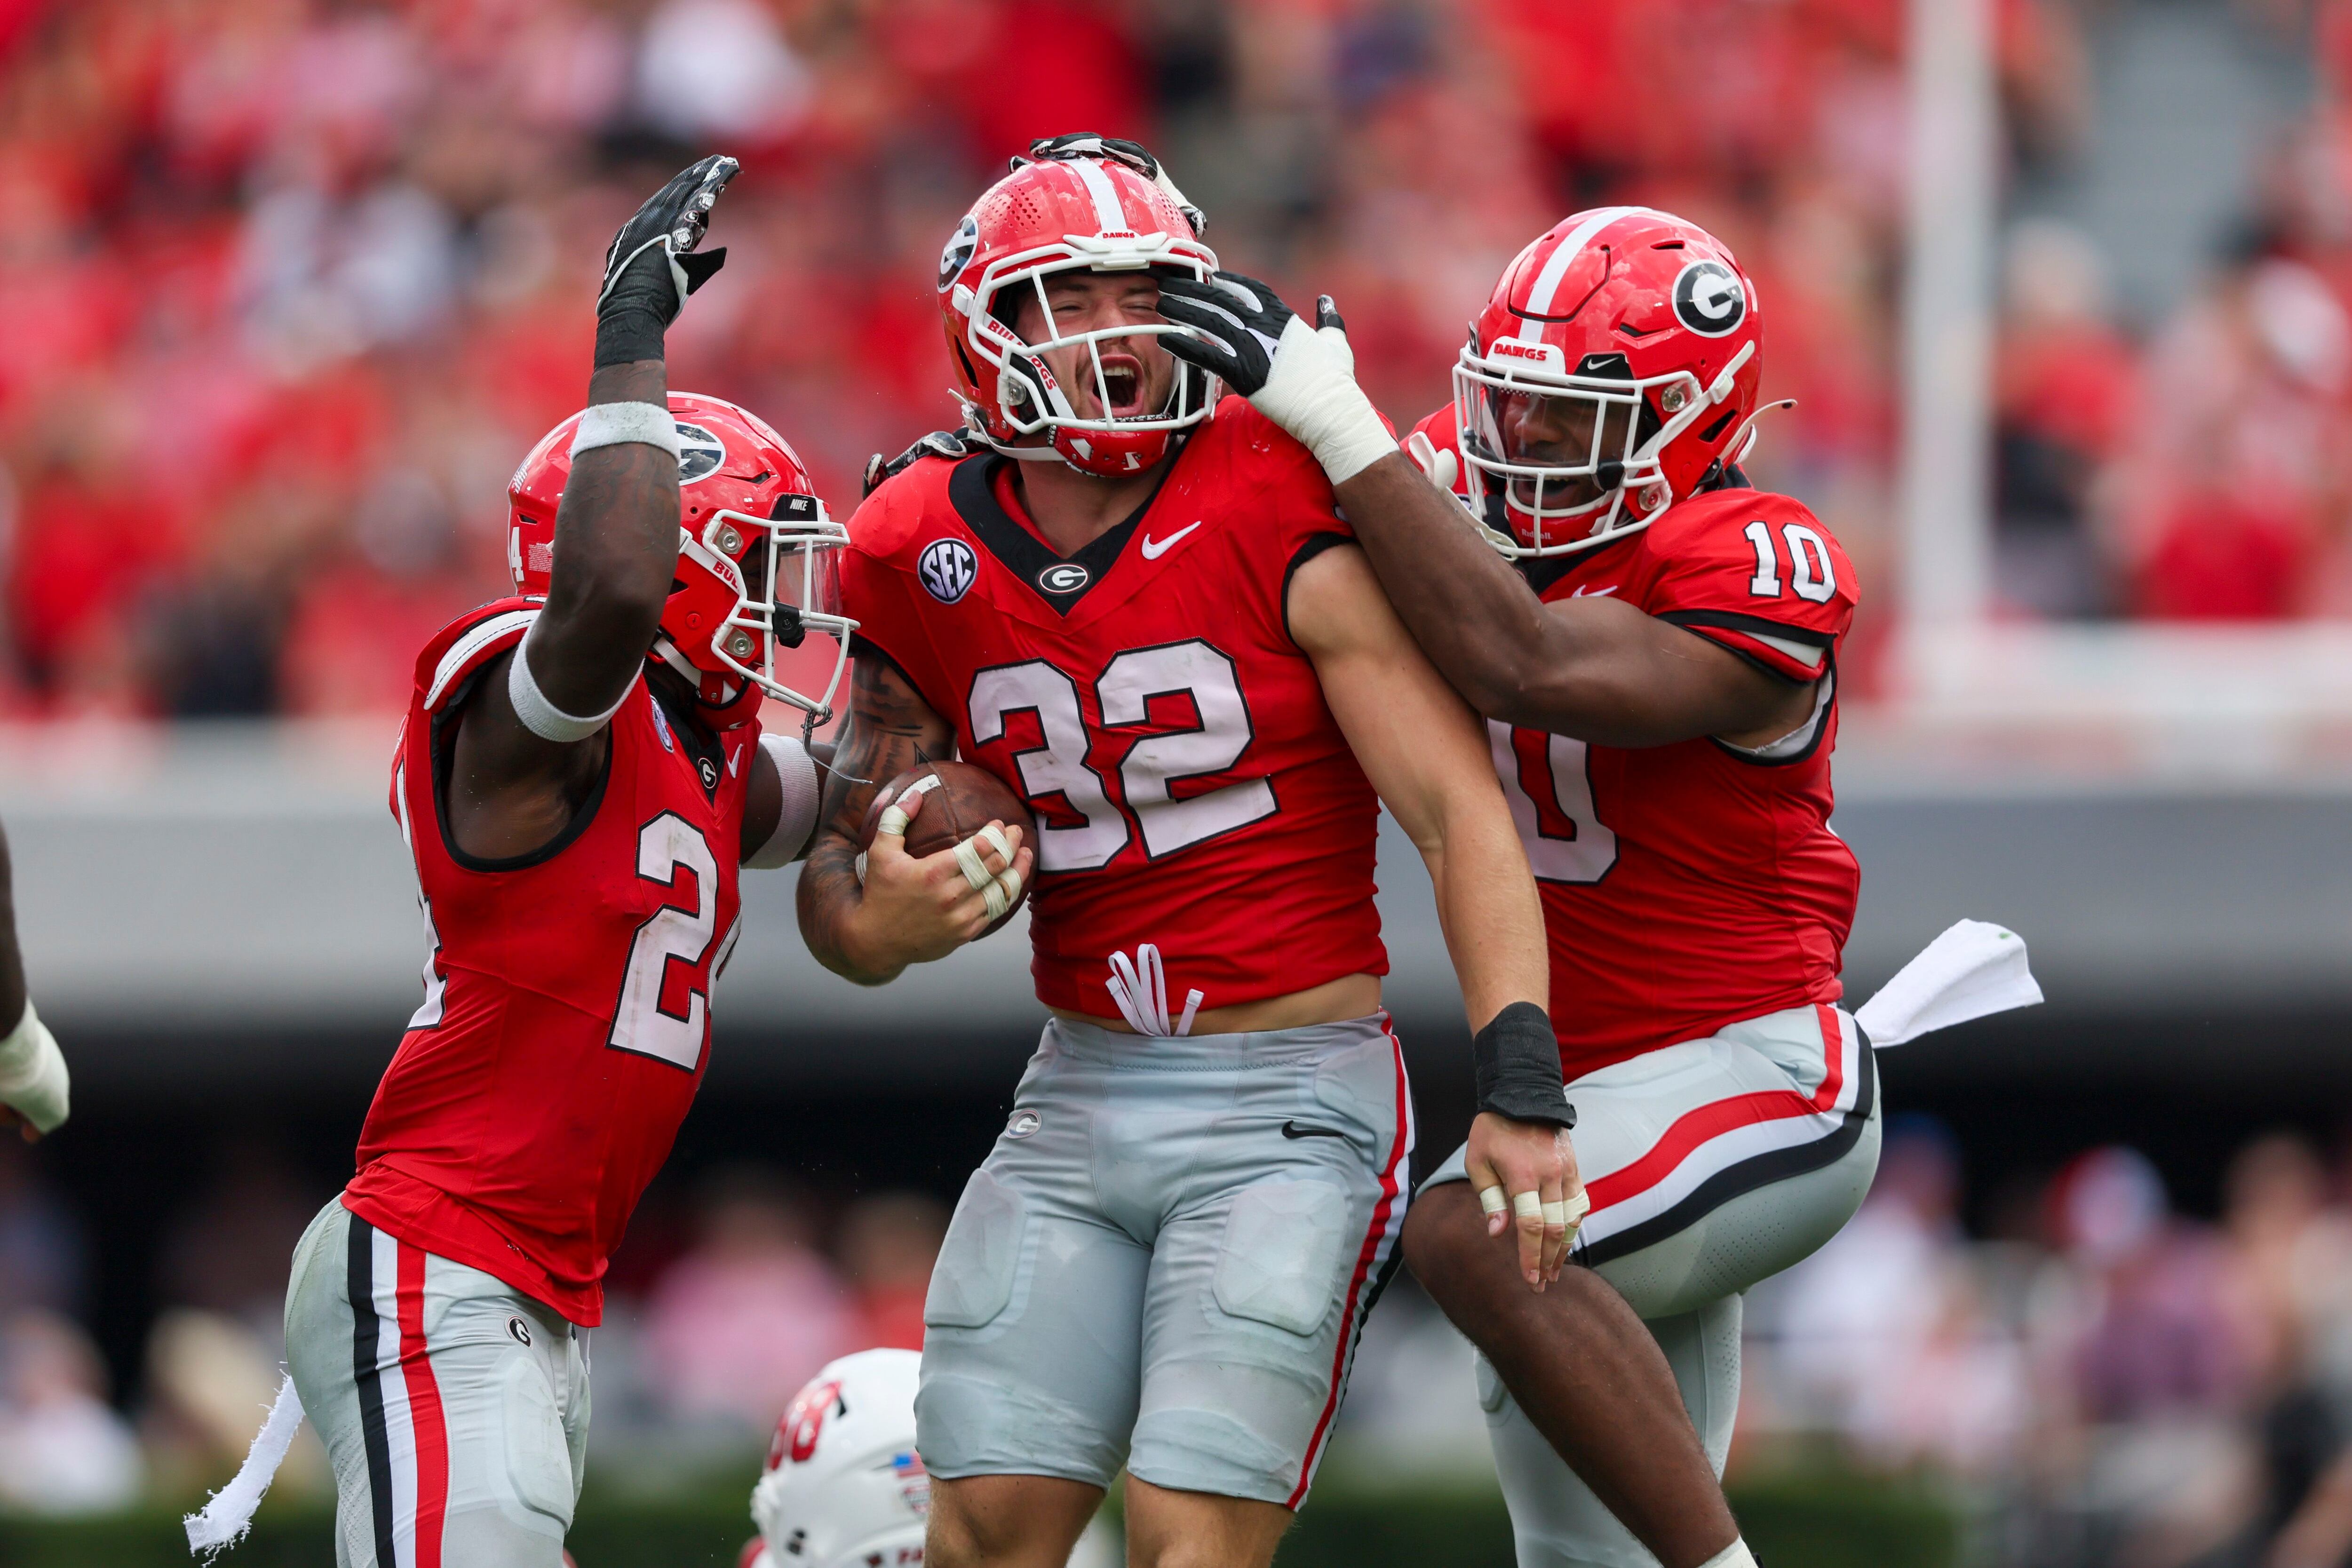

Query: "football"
<box><xmin>858</xmin><ymin>760</ymin><xmax>1038</xmax><ymax>933</ymax></box>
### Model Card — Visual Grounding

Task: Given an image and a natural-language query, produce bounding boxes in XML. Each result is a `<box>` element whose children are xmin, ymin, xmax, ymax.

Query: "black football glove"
<box><xmin>1156</xmin><ymin>273</ymin><xmax>1394</xmax><ymax>484</ymax></box>
<box><xmin>595</xmin><ymin>154</ymin><xmax>738</xmax><ymax>367</ymax></box>
<box><xmin>863</xmin><ymin>429</ymin><xmax>972</xmax><ymax>497</ymax></box>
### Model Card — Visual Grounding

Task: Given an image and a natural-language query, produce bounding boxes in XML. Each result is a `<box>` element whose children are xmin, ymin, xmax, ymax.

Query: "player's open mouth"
<box><xmin>1098</xmin><ymin>356</ymin><xmax>1145</xmax><ymax>418</ymax></box>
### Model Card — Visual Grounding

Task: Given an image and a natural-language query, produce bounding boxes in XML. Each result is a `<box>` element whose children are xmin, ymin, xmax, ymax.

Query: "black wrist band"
<box><xmin>1473</xmin><ymin>1001</ymin><xmax>1574</xmax><ymax>1127</ymax></box>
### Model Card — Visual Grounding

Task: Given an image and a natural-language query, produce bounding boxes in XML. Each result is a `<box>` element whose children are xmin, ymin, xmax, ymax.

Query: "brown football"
<box><xmin>858</xmin><ymin>760</ymin><xmax>1038</xmax><ymax>933</ymax></box>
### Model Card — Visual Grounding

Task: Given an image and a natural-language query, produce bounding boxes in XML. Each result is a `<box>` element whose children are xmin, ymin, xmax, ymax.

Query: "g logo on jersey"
<box><xmin>1671</xmin><ymin>260</ymin><xmax>1746</xmax><ymax>337</ymax></box>
<box><xmin>919</xmin><ymin>538</ymin><xmax>978</xmax><ymax>604</ymax></box>
<box><xmin>938</xmin><ymin>214</ymin><xmax>979</xmax><ymax>290</ymax></box>
<box><xmin>675</xmin><ymin>421</ymin><xmax>727</xmax><ymax>483</ymax></box>
<box><xmin>1037</xmin><ymin>562</ymin><xmax>1089</xmax><ymax>595</ymax></box>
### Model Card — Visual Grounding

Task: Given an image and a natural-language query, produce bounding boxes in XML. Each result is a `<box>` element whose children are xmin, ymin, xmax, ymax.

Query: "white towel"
<box><xmin>184</xmin><ymin>1374</ymin><xmax>305</xmax><ymax>1558</ymax></box>
<box><xmin>1853</xmin><ymin>919</ymin><xmax>2043</xmax><ymax>1048</ymax></box>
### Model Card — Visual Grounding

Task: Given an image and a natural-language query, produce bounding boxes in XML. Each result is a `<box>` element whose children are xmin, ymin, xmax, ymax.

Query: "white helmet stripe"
<box><xmin>1070</xmin><ymin>158</ymin><xmax>1131</xmax><ymax>235</ymax></box>
<box><xmin>1516</xmin><ymin>206</ymin><xmax>1672</xmax><ymax>341</ymax></box>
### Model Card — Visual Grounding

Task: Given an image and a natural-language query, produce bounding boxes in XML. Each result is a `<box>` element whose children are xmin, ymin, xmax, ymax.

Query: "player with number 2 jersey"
<box><xmin>258</xmin><ymin>162</ymin><xmax>866</xmax><ymax>1568</ymax></box>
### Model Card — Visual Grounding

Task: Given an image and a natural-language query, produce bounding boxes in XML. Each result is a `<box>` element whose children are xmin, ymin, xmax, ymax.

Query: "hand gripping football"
<box><xmin>858</xmin><ymin>761</ymin><xmax>1037</xmax><ymax>936</ymax></box>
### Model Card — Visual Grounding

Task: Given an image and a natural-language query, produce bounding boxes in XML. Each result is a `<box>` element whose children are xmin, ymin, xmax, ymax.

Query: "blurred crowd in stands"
<box><xmin>0</xmin><ymin>0</ymin><xmax>2030</xmax><ymax>721</ymax></box>
<box><xmin>18</xmin><ymin>1114</ymin><xmax>2352</xmax><ymax>1568</ymax></box>
<box><xmin>1739</xmin><ymin>1120</ymin><xmax>2352</xmax><ymax>1568</ymax></box>
<box><xmin>4</xmin><ymin>0</ymin><xmax>2351</xmax><ymax>723</ymax></box>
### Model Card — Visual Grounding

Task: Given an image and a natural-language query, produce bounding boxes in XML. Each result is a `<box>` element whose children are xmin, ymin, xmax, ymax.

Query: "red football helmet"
<box><xmin>1454</xmin><ymin>207</ymin><xmax>1769</xmax><ymax>556</ymax></box>
<box><xmin>938</xmin><ymin>151</ymin><xmax>1219</xmax><ymax>477</ymax></box>
<box><xmin>506</xmin><ymin>392</ymin><xmax>853</xmax><ymax>729</ymax></box>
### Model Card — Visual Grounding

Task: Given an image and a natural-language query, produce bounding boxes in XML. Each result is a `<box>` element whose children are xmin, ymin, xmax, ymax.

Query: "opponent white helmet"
<box><xmin>747</xmin><ymin>1349</ymin><xmax>928</xmax><ymax>1568</ymax></box>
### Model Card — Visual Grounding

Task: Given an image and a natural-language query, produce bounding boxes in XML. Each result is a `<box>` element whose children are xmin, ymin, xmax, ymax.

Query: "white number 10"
<box><xmin>1744</xmin><ymin>519</ymin><xmax>1836</xmax><ymax>604</ymax></box>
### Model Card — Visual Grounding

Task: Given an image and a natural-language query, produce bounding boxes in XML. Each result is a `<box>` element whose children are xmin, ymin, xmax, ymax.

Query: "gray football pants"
<box><xmin>918</xmin><ymin>1012</ymin><xmax>1414</xmax><ymax>1507</ymax></box>
<box><xmin>283</xmin><ymin>1196</ymin><xmax>589</xmax><ymax>1568</ymax></box>
<box><xmin>1424</xmin><ymin>1003</ymin><xmax>1883</xmax><ymax>1568</ymax></box>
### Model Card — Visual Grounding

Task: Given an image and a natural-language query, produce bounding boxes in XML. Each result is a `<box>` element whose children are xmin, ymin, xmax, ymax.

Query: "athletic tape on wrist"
<box><xmin>744</xmin><ymin>733</ymin><xmax>822</xmax><ymax>868</ymax></box>
<box><xmin>507</xmin><ymin>629</ymin><xmax>632</xmax><ymax>743</ymax></box>
<box><xmin>568</xmin><ymin>401</ymin><xmax>682</xmax><ymax>460</ymax></box>
<box><xmin>0</xmin><ymin>999</ymin><xmax>68</xmax><ymax>1134</ymax></box>
<box><xmin>1473</xmin><ymin>1000</ymin><xmax>1575</xmax><ymax>1128</ymax></box>
<box><xmin>1267</xmin><ymin>316</ymin><xmax>1394</xmax><ymax>485</ymax></box>
<box><xmin>1695</xmin><ymin>1539</ymin><xmax>1758</xmax><ymax>1568</ymax></box>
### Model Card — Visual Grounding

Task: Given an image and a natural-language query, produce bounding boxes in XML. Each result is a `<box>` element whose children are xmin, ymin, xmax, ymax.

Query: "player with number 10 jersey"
<box><xmin>1406</xmin><ymin>411</ymin><xmax>1860</xmax><ymax>1075</ymax></box>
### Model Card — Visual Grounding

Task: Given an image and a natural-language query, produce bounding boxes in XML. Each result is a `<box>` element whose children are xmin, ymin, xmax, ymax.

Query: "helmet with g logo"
<box><xmin>506</xmin><ymin>392</ymin><xmax>855</xmax><ymax>728</ymax></box>
<box><xmin>1453</xmin><ymin>208</ymin><xmax>1768</xmax><ymax>556</ymax></box>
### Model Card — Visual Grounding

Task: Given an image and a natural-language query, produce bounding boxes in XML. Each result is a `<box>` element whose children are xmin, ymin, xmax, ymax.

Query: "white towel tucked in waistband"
<box><xmin>1853</xmin><ymin>919</ymin><xmax>2042</xmax><ymax>1049</ymax></box>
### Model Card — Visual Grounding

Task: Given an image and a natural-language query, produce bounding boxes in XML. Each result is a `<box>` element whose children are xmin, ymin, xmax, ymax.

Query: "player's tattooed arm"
<box><xmin>796</xmin><ymin>658</ymin><xmax>1029</xmax><ymax>983</ymax></box>
<box><xmin>1331</xmin><ymin>454</ymin><xmax>1816</xmax><ymax>749</ymax></box>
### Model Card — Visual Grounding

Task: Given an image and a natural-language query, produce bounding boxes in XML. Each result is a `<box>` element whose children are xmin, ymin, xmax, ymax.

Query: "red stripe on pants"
<box><xmin>1586</xmin><ymin>1007</ymin><xmax>1847</xmax><ymax>1213</ymax></box>
<box><xmin>396</xmin><ymin>1243</ymin><xmax>450</xmax><ymax>1568</ymax></box>
<box><xmin>1287</xmin><ymin>1026</ymin><xmax>1411</xmax><ymax>1508</ymax></box>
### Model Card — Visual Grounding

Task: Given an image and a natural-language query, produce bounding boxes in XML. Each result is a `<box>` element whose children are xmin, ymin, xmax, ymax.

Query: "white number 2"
<box><xmin>1744</xmin><ymin>520</ymin><xmax>1837</xmax><ymax>604</ymax></box>
<box><xmin>1098</xmin><ymin>642</ymin><xmax>1275</xmax><ymax>859</ymax></box>
<box><xmin>609</xmin><ymin>812</ymin><xmax>720</xmax><ymax>1070</ymax></box>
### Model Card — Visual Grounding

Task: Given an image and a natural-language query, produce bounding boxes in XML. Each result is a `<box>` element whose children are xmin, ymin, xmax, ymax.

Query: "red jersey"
<box><xmin>1411</xmin><ymin>411</ymin><xmax>1860</xmax><ymax>1078</ymax></box>
<box><xmin>841</xmin><ymin>399</ymin><xmax>1385</xmax><ymax>1020</ymax></box>
<box><xmin>345</xmin><ymin>599</ymin><xmax>757</xmax><ymax>1324</ymax></box>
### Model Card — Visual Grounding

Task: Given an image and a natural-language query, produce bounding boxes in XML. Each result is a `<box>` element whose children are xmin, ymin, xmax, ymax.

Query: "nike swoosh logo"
<box><xmin>1572</xmin><ymin>583</ymin><xmax>1619</xmax><ymax>597</ymax></box>
<box><xmin>1280</xmin><ymin>1120</ymin><xmax>1347</xmax><ymax>1140</ymax></box>
<box><xmin>1140</xmin><ymin>521</ymin><xmax>1203</xmax><ymax>560</ymax></box>
<box><xmin>726</xmin><ymin>745</ymin><xmax>741</xmax><ymax>777</ymax></box>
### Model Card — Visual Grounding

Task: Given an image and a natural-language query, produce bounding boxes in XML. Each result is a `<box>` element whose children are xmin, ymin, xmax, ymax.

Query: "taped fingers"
<box><xmin>946</xmin><ymin>823</ymin><xmax>1028</xmax><ymax>927</ymax></box>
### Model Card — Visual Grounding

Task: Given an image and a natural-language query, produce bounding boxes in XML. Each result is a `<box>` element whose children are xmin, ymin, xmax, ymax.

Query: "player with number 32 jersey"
<box><xmin>840</xmin><ymin>404</ymin><xmax>1385</xmax><ymax>1016</ymax></box>
<box><xmin>796</xmin><ymin>142</ymin><xmax>1562</xmax><ymax>1568</ymax></box>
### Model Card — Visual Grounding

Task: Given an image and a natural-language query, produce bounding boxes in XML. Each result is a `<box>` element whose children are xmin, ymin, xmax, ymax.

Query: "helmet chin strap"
<box><xmin>649</xmin><ymin>634</ymin><xmax>750</xmax><ymax>719</ymax></box>
<box><xmin>1557</xmin><ymin>337</ymin><xmax>1761</xmax><ymax>533</ymax></box>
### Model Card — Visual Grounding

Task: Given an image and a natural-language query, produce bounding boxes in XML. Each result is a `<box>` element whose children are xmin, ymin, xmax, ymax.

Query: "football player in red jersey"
<box><xmin>798</xmin><ymin>137</ymin><xmax>1574</xmax><ymax>1568</ymax></box>
<box><xmin>1153</xmin><ymin>208</ymin><xmax>1870</xmax><ymax>1568</ymax></box>
<box><xmin>260</xmin><ymin>158</ymin><xmax>898</xmax><ymax>1568</ymax></box>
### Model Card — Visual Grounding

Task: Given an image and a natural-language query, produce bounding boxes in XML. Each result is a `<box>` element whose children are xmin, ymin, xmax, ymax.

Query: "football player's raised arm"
<box><xmin>796</xmin><ymin>658</ymin><xmax>1030</xmax><ymax>984</ymax></box>
<box><xmin>1331</xmin><ymin>455</ymin><xmax>1809</xmax><ymax>747</ymax></box>
<box><xmin>1290</xmin><ymin>541</ymin><xmax>1577</xmax><ymax>1286</ymax></box>
<box><xmin>455</xmin><ymin>158</ymin><xmax>739</xmax><ymax>855</ymax></box>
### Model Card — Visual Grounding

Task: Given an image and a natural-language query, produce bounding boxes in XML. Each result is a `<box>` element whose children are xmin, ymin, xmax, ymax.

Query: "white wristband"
<box><xmin>744</xmin><ymin>733</ymin><xmax>823</xmax><ymax>868</ymax></box>
<box><xmin>507</xmin><ymin>628</ymin><xmax>631</xmax><ymax>743</ymax></box>
<box><xmin>0</xmin><ymin>1000</ymin><xmax>69</xmax><ymax>1134</ymax></box>
<box><xmin>569</xmin><ymin>401</ymin><xmax>682</xmax><ymax>460</ymax></box>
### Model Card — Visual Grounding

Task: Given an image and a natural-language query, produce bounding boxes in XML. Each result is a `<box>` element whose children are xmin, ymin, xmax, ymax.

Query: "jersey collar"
<box><xmin>948</xmin><ymin>449</ymin><xmax>1184</xmax><ymax>616</ymax></box>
